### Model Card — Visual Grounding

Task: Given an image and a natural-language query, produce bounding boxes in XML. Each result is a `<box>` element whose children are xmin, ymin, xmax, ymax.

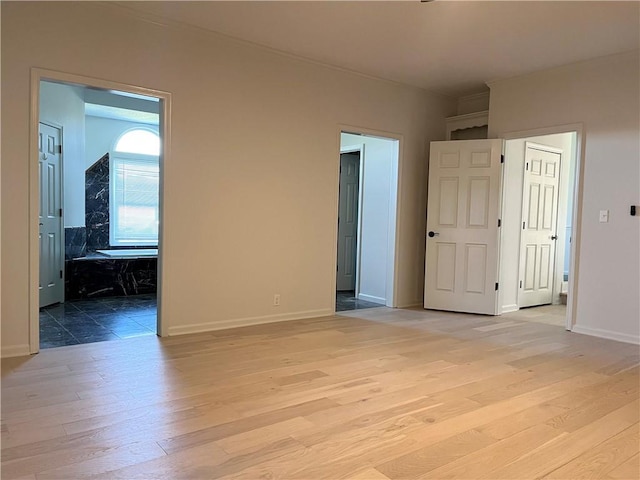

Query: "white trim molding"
<box><xmin>572</xmin><ymin>325</ymin><xmax>640</xmax><ymax>345</ymax></box>
<box><xmin>1</xmin><ymin>344</ymin><xmax>32</xmax><ymax>359</ymax></box>
<box><xmin>168</xmin><ymin>309</ymin><xmax>334</xmax><ymax>337</ymax></box>
<box><xmin>357</xmin><ymin>293</ymin><xmax>386</xmax><ymax>305</ymax></box>
<box><xmin>396</xmin><ymin>302</ymin><xmax>422</xmax><ymax>309</ymax></box>
<box><xmin>501</xmin><ymin>304</ymin><xmax>519</xmax><ymax>314</ymax></box>
<box><xmin>446</xmin><ymin>110</ymin><xmax>489</xmax><ymax>140</ymax></box>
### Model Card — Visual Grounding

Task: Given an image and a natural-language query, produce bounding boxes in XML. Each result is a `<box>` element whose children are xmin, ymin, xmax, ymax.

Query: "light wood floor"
<box><xmin>502</xmin><ymin>304</ymin><xmax>567</xmax><ymax>327</ymax></box>
<box><xmin>2</xmin><ymin>307</ymin><xmax>638</xmax><ymax>479</ymax></box>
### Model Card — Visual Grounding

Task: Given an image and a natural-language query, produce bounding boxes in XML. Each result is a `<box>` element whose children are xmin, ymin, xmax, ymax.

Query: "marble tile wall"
<box><xmin>85</xmin><ymin>153</ymin><xmax>110</xmax><ymax>252</ymax></box>
<box><xmin>64</xmin><ymin>226</ymin><xmax>87</xmax><ymax>260</ymax></box>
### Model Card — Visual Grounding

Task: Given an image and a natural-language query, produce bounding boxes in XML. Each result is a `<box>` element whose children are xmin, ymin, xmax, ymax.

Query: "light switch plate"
<box><xmin>599</xmin><ymin>210</ymin><xmax>609</xmax><ymax>223</ymax></box>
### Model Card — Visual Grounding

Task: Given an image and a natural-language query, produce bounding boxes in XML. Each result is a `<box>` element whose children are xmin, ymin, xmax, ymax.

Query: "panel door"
<box><xmin>519</xmin><ymin>144</ymin><xmax>561</xmax><ymax>307</ymax></box>
<box><xmin>39</xmin><ymin>122</ymin><xmax>64</xmax><ymax>307</ymax></box>
<box><xmin>424</xmin><ymin>139</ymin><xmax>503</xmax><ymax>314</ymax></box>
<box><xmin>336</xmin><ymin>153</ymin><xmax>360</xmax><ymax>291</ymax></box>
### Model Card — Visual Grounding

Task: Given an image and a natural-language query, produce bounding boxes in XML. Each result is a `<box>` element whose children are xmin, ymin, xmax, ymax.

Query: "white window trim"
<box><xmin>109</xmin><ymin>127</ymin><xmax>160</xmax><ymax>247</ymax></box>
<box><xmin>109</xmin><ymin>151</ymin><xmax>160</xmax><ymax>247</ymax></box>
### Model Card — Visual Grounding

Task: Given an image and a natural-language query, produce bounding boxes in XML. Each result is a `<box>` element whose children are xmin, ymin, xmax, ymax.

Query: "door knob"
<box><xmin>39</xmin><ymin>223</ymin><xmax>43</xmax><ymax>226</ymax></box>
<box><xmin>428</xmin><ymin>231</ymin><xmax>439</xmax><ymax>238</ymax></box>
<box><xmin>551</xmin><ymin>235</ymin><xmax>558</xmax><ymax>240</ymax></box>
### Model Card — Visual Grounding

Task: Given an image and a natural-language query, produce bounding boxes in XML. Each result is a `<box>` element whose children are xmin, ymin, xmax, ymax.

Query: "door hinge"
<box><xmin>60</xmin><ymin>270</ymin><xmax>63</xmax><ymax>279</ymax></box>
<box><xmin>59</xmin><ymin>208</ymin><xmax>63</xmax><ymax>217</ymax></box>
<box><xmin>500</xmin><ymin>154</ymin><xmax>504</xmax><ymax>164</ymax></box>
<box><xmin>520</xmin><ymin>280</ymin><xmax>523</xmax><ymax>288</ymax></box>
<box><xmin>523</xmin><ymin>221</ymin><xmax>526</xmax><ymax>230</ymax></box>
<box><xmin>498</xmin><ymin>219</ymin><xmax>501</xmax><ymax>227</ymax></box>
<box><xmin>495</xmin><ymin>282</ymin><xmax>499</xmax><ymax>291</ymax></box>
<box><xmin>526</xmin><ymin>162</ymin><xmax>529</xmax><ymax>171</ymax></box>
<box><xmin>57</xmin><ymin>145</ymin><xmax>62</xmax><ymax>154</ymax></box>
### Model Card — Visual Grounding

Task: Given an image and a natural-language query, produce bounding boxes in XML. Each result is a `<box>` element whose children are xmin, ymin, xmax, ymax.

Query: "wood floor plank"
<box><xmin>87</xmin><ymin>436</ymin><xmax>233</xmax><ymax>480</ymax></box>
<box><xmin>1</xmin><ymin>307</ymin><xmax>637</xmax><ymax>479</ymax></box>
<box><xmin>405</xmin><ymin>371</ymin><xmax>608</xmax><ymax>449</ymax></box>
<box><xmin>419</xmin><ymin>424</ymin><xmax>563</xmax><ymax>479</ymax></box>
<box><xmin>214</xmin><ymin>416</ymin><xmax>314</xmax><ymax>454</ymax></box>
<box><xmin>542</xmin><ymin>423</ymin><xmax>640</xmax><ymax>479</ymax></box>
<box><xmin>476</xmin><ymin>401</ymin><xmax>569</xmax><ymax>440</ymax></box>
<box><xmin>607</xmin><ymin>452</ymin><xmax>640</xmax><ymax>479</ymax></box>
<box><xmin>488</xmin><ymin>399</ymin><xmax>639</xmax><ymax>479</ymax></box>
<box><xmin>348</xmin><ymin>467</ymin><xmax>392</xmax><ymax>480</ymax></box>
<box><xmin>157</xmin><ymin>397</ymin><xmax>337</xmax><ymax>455</ymax></box>
<box><xmin>544</xmin><ymin>373</ymin><xmax>639</xmax><ymax>432</ymax></box>
<box><xmin>375</xmin><ymin>428</ymin><xmax>497</xmax><ymax>479</ymax></box>
<box><xmin>31</xmin><ymin>440</ymin><xmax>166</xmax><ymax>480</ymax></box>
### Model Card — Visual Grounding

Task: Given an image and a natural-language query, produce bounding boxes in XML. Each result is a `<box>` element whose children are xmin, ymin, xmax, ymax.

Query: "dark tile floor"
<box><xmin>39</xmin><ymin>294</ymin><xmax>157</xmax><ymax>349</ymax></box>
<box><xmin>39</xmin><ymin>291</ymin><xmax>376</xmax><ymax>349</ymax></box>
<box><xmin>336</xmin><ymin>290</ymin><xmax>384</xmax><ymax>312</ymax></box>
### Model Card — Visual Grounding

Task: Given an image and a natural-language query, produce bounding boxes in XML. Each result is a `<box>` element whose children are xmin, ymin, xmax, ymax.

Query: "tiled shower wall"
<box><xmin>65</xmin><ymin>226</ymin><xmax>86</xmax><ymax>259</ymax></box>
<box><xmin>85</xmin><ymin>152</ymin><xmax>110</xmax><ymax>252</ymax></box>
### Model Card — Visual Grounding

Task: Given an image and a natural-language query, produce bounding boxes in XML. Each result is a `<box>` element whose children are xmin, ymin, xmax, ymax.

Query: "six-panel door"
<box><xmin>424</xmin><ymin>139</ymin><xmax>503</xmax><ymax>315</ymax></box>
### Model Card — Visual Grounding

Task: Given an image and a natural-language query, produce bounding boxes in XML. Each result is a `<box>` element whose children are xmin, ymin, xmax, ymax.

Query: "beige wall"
<box><xmin>489</xmin><ymin>51</ymin><xmax>640</xmax><ymax>344</ymax></box>
<box><xmin>1</xmin><ymin>2</ymin><xmax>454</xmax><ymax>353</ymax></box>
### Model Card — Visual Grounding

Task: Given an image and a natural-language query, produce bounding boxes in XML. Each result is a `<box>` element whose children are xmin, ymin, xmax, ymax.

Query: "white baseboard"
<box><xmin>397</xmin><ymin>302</ymin><xmax>423</xmax><ymax>309</ymax></box>
<box><xmin>571</xmin><ymin>325</ymin><xmax>640</xmax><ymax>345</ymax></box>
<box><xmin>167</xmin><ymin>308</ymin><xmax>334</xmax><ymax>337</ymax></box>
<box><xmin>1</xmin><ymin>344</ymin><xmax>31</xmax><ymax>358</ymax></box>
<box><xmin>357</xmin><ymin>293</ymin><xmax>386</xmax><ymax>305</ymax></box>
<box><xmin>501</xmin><ymin>304</ymin><xmax>519</xmax><ymax>314</ymax></box>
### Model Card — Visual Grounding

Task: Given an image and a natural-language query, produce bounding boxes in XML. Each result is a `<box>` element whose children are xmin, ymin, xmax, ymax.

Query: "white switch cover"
<box><xmin>599</xmin><ymin>210</ymin><xmax>609</xmax><ymax>223</ymax></box>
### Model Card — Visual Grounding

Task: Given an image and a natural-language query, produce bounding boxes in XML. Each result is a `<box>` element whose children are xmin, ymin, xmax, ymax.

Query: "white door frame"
<box><xmin>339</xmin><ymin>144</ymin><xmax>364</xmax><ymax>297</ymax></box>
<box><xmin>29</xmin><ymin>68</ymin><xmax>172</xmax><ymax>353</ymax></box>
<box><xmin>502</xmin><ymin>123</ymin><xmax>584</xmax><ymax>332</ymax></box>
<box><xmin>335</xmin><ymin>125</ymin><xmax>402</xmax><ymax>310</ymax></box>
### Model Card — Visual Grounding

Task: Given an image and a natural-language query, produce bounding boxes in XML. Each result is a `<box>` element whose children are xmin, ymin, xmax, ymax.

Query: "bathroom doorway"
<box><xmin>30</xmin><ymin>70</ymin><xmax>170</xmax><ymax>352</ymax></box>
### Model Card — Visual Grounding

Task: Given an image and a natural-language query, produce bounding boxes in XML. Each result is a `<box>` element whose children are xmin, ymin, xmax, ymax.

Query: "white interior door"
<box><xmin>519</xmin><ymin>143</ymin><xmax>561</xmax><ymax>307</ymax></box>
<box><xmin>39</xmin><ymin>122</ymin><xmax>64</xmax><ymax>307</ymax></box>
<box><xmin>424</xmin><ymin>139</ymin><xmax>503</xmax><ymax>315</ymax></box>
<box><xmin>336</xmin><ymin>152</ymin><xmax>360</xmax><ymax>291</ymax></box>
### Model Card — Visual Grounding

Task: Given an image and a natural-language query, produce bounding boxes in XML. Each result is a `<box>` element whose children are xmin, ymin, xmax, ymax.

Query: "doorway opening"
<box><xmin>501</xmin><ymin>130</ymin><xmax>579</xmax><ymax>328</ymax></box>
<box><xmin>30</xmin><ymin>70</ymin><xmax>170</xmax><ymax>352</ymax></box>
<box><xmin>336</xmin><ymin>131</ymin><xmax>400</xmax><ymax>312</ymax></box>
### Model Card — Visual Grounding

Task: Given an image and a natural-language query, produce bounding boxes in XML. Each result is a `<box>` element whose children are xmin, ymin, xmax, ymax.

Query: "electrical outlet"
<box><xmin>273</xmin><ymin>294</ymin><xmax>280</xmax><ymax>306</ymax></box>
<box><xmin>599</xmin><ymin>210</ymin><xmax>609</xmax><ymax>223</ymax></box>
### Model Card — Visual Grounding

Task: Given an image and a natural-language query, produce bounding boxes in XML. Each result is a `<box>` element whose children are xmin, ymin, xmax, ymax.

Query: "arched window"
<box><xmin>114</xmin><ymin>129</ymin><xmax>160</xmax><ymax>155</ymax></box>
<box><xmin>110</xmin><ymin>129</ymin><xmax>160</xmax><ymax>246</ymax></box>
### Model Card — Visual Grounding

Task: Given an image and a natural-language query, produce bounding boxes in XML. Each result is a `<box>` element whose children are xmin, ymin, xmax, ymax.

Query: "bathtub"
<box><xmin>66</xmin><ymin>251</ymin><xmax>157</xmax><ymax>299</ymax></box>
<box><xmin>96</xmin><ymin>248</ymin><xmax>158</xmax><ymax>258</ymax></box>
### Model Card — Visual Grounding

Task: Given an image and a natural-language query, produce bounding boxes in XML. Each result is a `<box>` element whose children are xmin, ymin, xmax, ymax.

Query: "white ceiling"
<box><xmin>115</xmin><ymin>1</ymin><xmax>640</xmax><ymax>97</ymax></box>
<box><xmin>85</xmin><ymin>103</ymin><xmax>159</xmax><ymax>125</ymax></box>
